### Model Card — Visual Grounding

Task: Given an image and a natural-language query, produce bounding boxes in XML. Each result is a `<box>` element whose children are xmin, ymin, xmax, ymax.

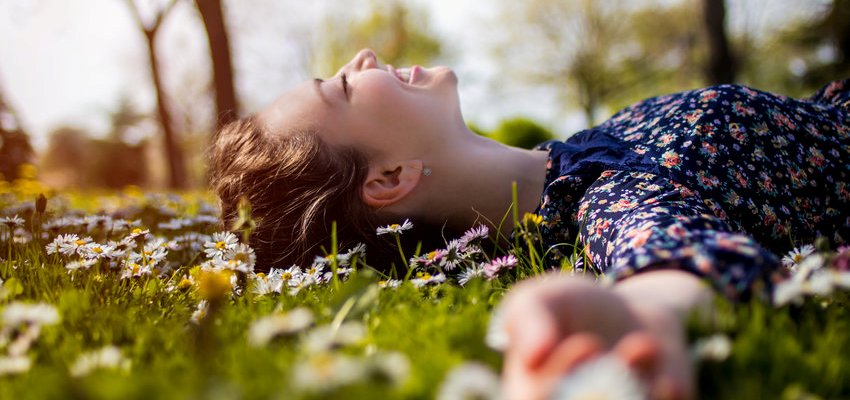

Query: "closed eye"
<box><xmin>341</xmin><ymin>73</ymin><xmax>350</xmax><ymax>100</ymax></box>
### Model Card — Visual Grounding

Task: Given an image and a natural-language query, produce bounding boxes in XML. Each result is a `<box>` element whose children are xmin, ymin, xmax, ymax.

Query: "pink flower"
<box><xmin>482</xmin><ymin>255</ymin><xmax>518</xmax><ymax>280</ymax></box>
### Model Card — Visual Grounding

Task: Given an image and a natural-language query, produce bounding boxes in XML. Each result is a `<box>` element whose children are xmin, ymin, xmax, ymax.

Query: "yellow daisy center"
<box><xmin>215</xmin><ymin>241</ymin><xmax>227</xmax><ymax>250</ymax></box>
<box><xmin>178</xmin><ymin>278</ymin><xmax>193</xmax><ymax>290</ymax></box>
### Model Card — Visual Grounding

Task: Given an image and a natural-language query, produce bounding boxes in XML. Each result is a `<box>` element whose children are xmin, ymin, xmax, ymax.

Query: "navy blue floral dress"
<box><xmin>535</xmin><ymin>80</ymin><xmax>850</xmax><ymax>299</ymax></box>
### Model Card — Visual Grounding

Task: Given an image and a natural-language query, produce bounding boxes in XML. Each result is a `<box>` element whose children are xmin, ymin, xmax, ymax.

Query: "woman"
<box><xmin>208</xmin><ymin>49</ymin><xmax>850</xmax><ymax>399</ymax></box>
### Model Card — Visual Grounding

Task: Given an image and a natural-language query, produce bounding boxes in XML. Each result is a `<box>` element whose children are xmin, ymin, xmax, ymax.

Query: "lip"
<box><xmin>386</xmin><ymin>65</ymin><xmax>422</xmax><ymax>86</ymax></box>
<box><xmin>409</xmin><ymin>65</ymin><xmax>421</xmax><ymax>84</ymax></box>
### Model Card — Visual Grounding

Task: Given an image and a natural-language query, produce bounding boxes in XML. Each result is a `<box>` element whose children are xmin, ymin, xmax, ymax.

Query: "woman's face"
<box><xmin>258</xmin><ymin>49</ymin><xmax>462</xmax><ymax>160</ymax></box>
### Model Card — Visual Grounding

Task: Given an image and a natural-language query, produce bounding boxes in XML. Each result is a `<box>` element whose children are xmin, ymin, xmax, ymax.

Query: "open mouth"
<box><xmin>388</xmin><ymin>65</ymin><xmax>421</xmax><ymax>84</ymax></box>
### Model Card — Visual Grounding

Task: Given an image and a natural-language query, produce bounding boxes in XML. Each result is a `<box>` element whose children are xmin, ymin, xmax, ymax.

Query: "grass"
<box><xmin>1</xmin><ymin>176</ymin><xmax>850</xmax><ymax>399</ymax></box>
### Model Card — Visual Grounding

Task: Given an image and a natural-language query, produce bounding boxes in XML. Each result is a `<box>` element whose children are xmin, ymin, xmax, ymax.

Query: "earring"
<box><xmin>422</xmin><ymin>167</ymin><xmax>432</xmax><ymax>176</ymax></box>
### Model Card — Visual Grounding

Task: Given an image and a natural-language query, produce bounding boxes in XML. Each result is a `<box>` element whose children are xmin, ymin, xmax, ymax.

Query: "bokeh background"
<box><xmin>0</xmin><ymin>0</ymin><xmax>847</xmax><ymax>190</ymax></box>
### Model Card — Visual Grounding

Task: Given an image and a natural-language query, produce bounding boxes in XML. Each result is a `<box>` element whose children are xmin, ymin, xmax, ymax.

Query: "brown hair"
<box><xmin>207</xmin><ymin>116</ymin><xmax>377</xmax><ymax>271</ymax></box>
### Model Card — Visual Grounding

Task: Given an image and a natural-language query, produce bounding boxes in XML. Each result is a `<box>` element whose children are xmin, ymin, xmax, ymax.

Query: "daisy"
<box><xmin>111</xmin><ymin>219</ymin><xmax>141</xmax><ymax>232</ymax></box>
<box><xmin>193</xmin><ymin>214</ymin><xmax>220</xmax><ymax>226</ymax></box>
<box><xmin>410</xmin><ymin>249</ymin><xmax>448</xmax><ymax>268</ymax></box>
<box><xmin>365</xmin><ymin>351</ymin><xmax>410</xmax><ymax>386</ymax></box>
<box><xmin>251</xmin><ymin>273</ymin><xmax>279</xmax><ymax>296</ymax></box>
<box><xmin>65</xmin><ymin>259</ymin><xmax>98</xmax><ymax>271</ymax></box>
<box><xmin>0</xmin><ymin>356</ymin><xmax>31</xmax><ymax>376</ymax></box>
<box><xmin>436</xmin><ymin>362</ymin><xmax>501</xmax><ymax>400</ymax></box>
<box><xmin>291</xmin><ymin>353</ymin><xmax>367</xmax><ymax>392</ymax></box>
<box><xmin>59</xmin><ymin>235</ymin><xmax>93</xmax><ymax>257</ymax></box>
<box><xmin>458</xmin><ymin>225</ymin><xmax>489</xmax><ymax>250</ymax></box>
<box><xmin>204</xmin><ymin>231</ymin><xmax>239</xmax><ymax>259</ymax></box>
<box><xmin>106</xmin><ymin>238</ymin><xmax>135</xmax><ymax>259</ymax></box>
<box><xmin>376</xmin><ymin>219</ymin><xmax>413</xmax><ymax>235</ymax></box>
<box><xmin>247</xmin><ymin>308</ymin><xmax>315</xmax><ymax>346</ymax></box>
<box><xmin>773</xmin><ymin>278</ymin><xmax>805</xmax><ymax>306</ymax></box>
<box><xmin>457</xmin><ymin>266</ymin><xmax>485</xmax><ymax>286</ymax></box>
<box><xmin>126</xmin><ymin>227</ymin><xmax>150</xmax><ymax>241</ymax></box>
<box><xmin>692</xmin><ymin>334</ymin><xmax>732</xmax><ymax>362</ymax></box>
<box><xmin>485</xmin><ymin>306</ymin><xmax>508</xmax><ymax>352</ymax></box>
<box><xmin>0</xmin><ymin>215</ymin><xmax>24</xmax><ymax>229</ymax></box>
<box><xmin>303</xmin><ymin>321</ymin><xmax>366</xmax><ymax>353</ymax></box>
<box><xmin>119</xmin><ymin>261</ymin><xmax>153</xmax><ymax>279</ymax></box>
<box><xmin>550</xmin><ymin>354</ymin><xmax>647</xmax><ymax>400</ymax></box>
<box><xmin>269</xmin><ymin>265</ymin><xmax>305</xmax><ymax>289</ymax></box>
<box><xmin>442</xmin><ymin>239</ymin><xmax>466</xmax><ymax>270</ymax></box>
<box><xmin>42</xmin><ymin>217</ymin><xmax>73</xmax><ymax>232</ymax></box>
<box><xmin>44</xmin><ymin>234</ymin><xmax>79</xmax><ymax>256</ymax></box>
<box><xmin>482</xmin><ymin>255</ymin><xmax>519</xmax><ymax>280</ymax></box>
<box><xmin>378</xmin><ymin>279</ymin><xmax>403</xmax><ymax>289</ymax></box>
<box><xmin>2</xmin><ymin>302</ymin><xmax>61</xmax><ymax>327</ymax></box>
<box><xmin>69</xmin><ymin>345</ymin><xmax>131</xmax><ymax>377</ymax></box>
<box><xmin>157</xmin><ymin>218</ymin><xmax>192</xmax><ymax>230</ymax></box>
<box><xmin>782</xmin><ymin>244</ymin><xmax>815</xmax><ymax>270</ymax></box>
<box><xmin>190</xmin><ymin>300</ymin><xmax>209</xmax><ymax>324</ymax></box>
<box><xmin>128</xmin><ymin>240</ymin><xmax>169</xmax><ymax>267</ymax></box>
<box><xmin>82</xmin><ymin>242</ymin><xmax>116</xmax><ymax>260</ymax></box>
<box><xmin>224</xmin><ymin>243</ymin><xmax>256</xmax><ymax>273</ymax></box>
<box><xmin>342</xmin><ymin>243</ymin><xmax>367</xmax><ymax>260</ymax></box>
<box><xmin>410</xmin><ymin>272</ymin><xmax>446</xmax><ymax>287</ymax></box>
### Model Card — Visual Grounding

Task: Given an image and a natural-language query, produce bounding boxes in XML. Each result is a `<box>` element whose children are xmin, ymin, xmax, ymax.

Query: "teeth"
<box><xmin>397</xmin><ymin>68</ymin><xmax>410</xmax><ymax>83</ymax></box>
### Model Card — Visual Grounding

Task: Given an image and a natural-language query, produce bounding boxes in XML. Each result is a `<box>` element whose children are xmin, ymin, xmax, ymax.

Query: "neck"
<box><xmin>418</xmin><ymin>131</ymin><xmax>550</xmax><ymax>238</ymax></box>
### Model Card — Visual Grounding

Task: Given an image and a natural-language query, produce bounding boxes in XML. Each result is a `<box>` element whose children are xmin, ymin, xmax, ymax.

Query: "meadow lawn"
<box><xmin>1</xmin><ymin>175</ymin><xmax>850</xmax><ymax>399</ymax></box>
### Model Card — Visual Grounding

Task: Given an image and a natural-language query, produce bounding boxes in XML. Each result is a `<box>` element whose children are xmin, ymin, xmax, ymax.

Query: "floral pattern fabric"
<box><xmin>534</xmin><ymin>80</ymin><xmax>850</xmax><ymax>299</ymax></box>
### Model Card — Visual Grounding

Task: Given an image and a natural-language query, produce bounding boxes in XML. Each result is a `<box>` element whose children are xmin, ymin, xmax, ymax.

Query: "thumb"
<box><xmin>505</xmin><ymin>296</ymin><xmax>559</xmax><ymax>369</ymax></box>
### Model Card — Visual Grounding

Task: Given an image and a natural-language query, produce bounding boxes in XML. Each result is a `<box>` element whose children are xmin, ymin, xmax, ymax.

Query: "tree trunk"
<box><xmin>144</xmin><ymin>30</ymin><xmax>188</xmax><ymax>189</ymax></box>
<box><xmin>703</xmin><ymin>0</ymin><xmax>736</xmax><ymax>84</ymax></box>
<box><xmin>195</xmin><ymin>0</ymin><xmax>239</xmax><ymax>129</ymax></box>
<box><xmin>126</xmin><ymin>0</ymin><xmax>188</xmax><ymax>189</ymax></box>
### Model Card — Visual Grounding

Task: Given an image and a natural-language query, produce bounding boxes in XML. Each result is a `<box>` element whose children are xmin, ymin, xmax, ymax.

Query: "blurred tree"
<box><xmin>40</xmin><ymin>127</ymin><xmax>91</xmax><ymax>188</ymax></box>
<box><xmin>497</xmin><ymin>0</ymin><xmax>726</xmax><ymax>126</ymax></box>
<box><xmin>703</xmin><ymin>0</ymin><xmax>737</xmax><ymax>84</ymax></box>
<box><xmin>126</xmin><ymin>0</ymin><xmax>188</xmax><ymax>189</ymax></box>
<box><xmin>489</xmin><ymin>118</ymin><xmax>556</xmax><ymax>150</ymax></box>
<box><xmin>39</xmin><ymin>100</ymin><xmax>149</xmax><ymax>189</ymax></box>
<box><xmin>313</xmin><ymin>0</ymin><xmax>442</xmax><ymax>77</ymax></box>
<box><xmin>495</xmin><ymin>0</ymin><xmax>640</xmax><ymax>126</ymax></box>
<box><xmin>194</xmin><ymin>0</ymin><xmax>239</xmax><ymax>129</ymax></box>
<box><xmin>731</xmin><ymin>0</ymin><xmax>847</xmax><ymax>97</ymax></box>
<box><xmin>0</xmin><ymin>80</ymin><xmax>34</xmax><ymax>182</ymax></box>
<box><xmin>91</xmin><ymin>99</ymin><xmax>149</xmax><ymax>188</ymax></box>
<box><xmin>606</xmin><ymin>2</ymin><xmax>705</xmax><ymax>110</ymax></box>
<box><xmin>781</xmin><ymin>0</ymin><xmax>850</xmax><ymax>87</ymax></box>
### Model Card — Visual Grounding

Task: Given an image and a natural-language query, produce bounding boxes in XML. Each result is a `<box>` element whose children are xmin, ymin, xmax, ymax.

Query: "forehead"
<box><xmin>256</xmin><ymin>80</ymin><xmax>330</xmax><ymax>136</ymax></box>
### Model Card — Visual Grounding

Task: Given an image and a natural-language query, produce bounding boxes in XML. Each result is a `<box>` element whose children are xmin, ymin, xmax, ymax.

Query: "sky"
<box><xmin>0</xmin><ymin>0</ymin><xmax>828</xmax><ymax>150</ymax></box>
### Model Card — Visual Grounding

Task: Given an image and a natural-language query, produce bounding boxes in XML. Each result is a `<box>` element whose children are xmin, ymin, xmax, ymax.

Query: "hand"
<box><xmin>499</xmin><ymin>272</ymin><xmax>701</xmax><ymax>400</ymax></box>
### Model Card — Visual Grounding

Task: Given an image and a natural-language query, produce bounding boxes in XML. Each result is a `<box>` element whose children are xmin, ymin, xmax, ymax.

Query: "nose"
<box><xmin>355</xmin><ymin>48</ymin><xmax>379</xmax><ymax>70</ymax></box>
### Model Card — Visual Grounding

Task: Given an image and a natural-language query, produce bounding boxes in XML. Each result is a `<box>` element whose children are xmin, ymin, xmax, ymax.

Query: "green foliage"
<box><xmin>488</xmin><ymin>117</ymin><xmax>556</xmax><ymax>150</ymax></box>
<box><xmin>1</xmin><ymin>190</ymin><xmax>850</xmax><ymax>399</ymax></box>
<box><xmin>313</xmin><ymin>0</ymin><xmax>442</xmax><ymax>77</ymax></box>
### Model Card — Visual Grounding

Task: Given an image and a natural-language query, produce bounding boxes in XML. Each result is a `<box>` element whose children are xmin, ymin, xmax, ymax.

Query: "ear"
<box><xmin>362</xmin><ymin>160</ymin><xmax>424</xmax><ymax>208</ymax></box>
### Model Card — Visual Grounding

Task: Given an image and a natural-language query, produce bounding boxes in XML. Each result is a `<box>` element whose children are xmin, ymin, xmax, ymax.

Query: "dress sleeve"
<box><xmin>577</xmin><ymin>170</ymin><xmax>782</xmax><ymax>300</ymax></box>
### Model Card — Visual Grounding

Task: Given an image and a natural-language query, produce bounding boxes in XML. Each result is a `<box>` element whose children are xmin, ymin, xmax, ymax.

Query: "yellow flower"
<box><xmin>198</xmin><ymin>270</ymin><xmax>232</xmax><ymax>301</ymax></box>
<box><xmin>523</xmin><ymin>213</ymin><xmax>543</xmax><ymax>226</ymax></box>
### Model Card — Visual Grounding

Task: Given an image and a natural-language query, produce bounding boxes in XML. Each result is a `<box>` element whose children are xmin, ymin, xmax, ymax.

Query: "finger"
<box><xmin>613</xmin><ymin>331</ymin><xmax>661</xmax><ymax>379</ymax></box>
<box><xmin>502</xmin><ymin>285</ymin><xmax>560</xmax><ymax>369</ymax></box>
<box><xmin>649</xmin><ymin>374</ymin><xmax>689</xmax><ymax>400</ymax></box>
<box><xmin>538</xmin><ymin>332</ymin><xmax>605</xmax><ymax>377</ymax></box>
